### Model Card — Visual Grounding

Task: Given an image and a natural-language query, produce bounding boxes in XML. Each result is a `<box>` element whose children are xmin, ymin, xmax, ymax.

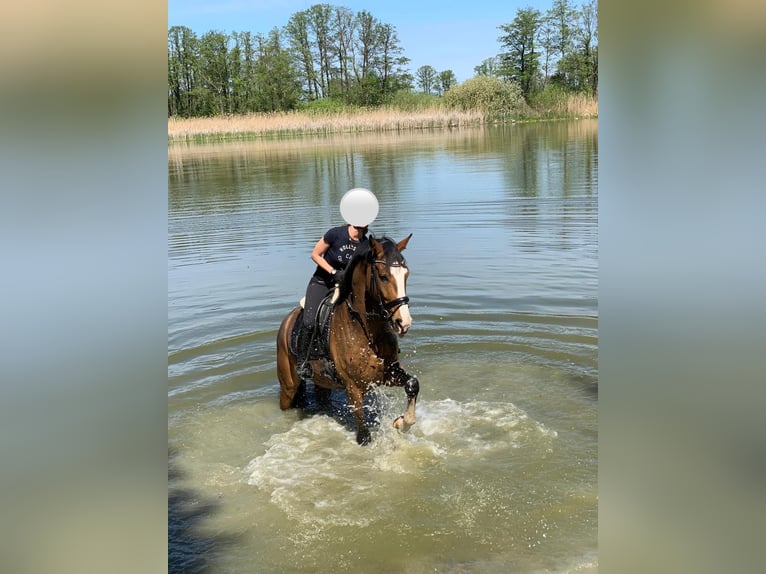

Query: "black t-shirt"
<box><xmin>313</xmin><ymin>225</ymin><xmax>367</xmax><ymax>281</ymax></box>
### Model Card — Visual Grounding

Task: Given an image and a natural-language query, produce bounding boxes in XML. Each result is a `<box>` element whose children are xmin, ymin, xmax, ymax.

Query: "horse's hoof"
<box><xmin>356</xmin><ymin>428</ymin><xmax>372</xmax><ymax>446</ymax></box>
<box><xmin>393</xmin><ymin>416</ymin><xmax>411</xmax><ymax>433</ymax></box>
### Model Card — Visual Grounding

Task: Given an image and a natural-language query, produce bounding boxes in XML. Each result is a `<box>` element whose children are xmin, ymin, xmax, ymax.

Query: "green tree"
<box><xmin>307</xmin><ymin>4</ymin><xmax>334</xmax><ymax>98</ymax></box>
<box><xmin>331</xmin><ymin>6</ymin><xmax>355</xmax><ymax>99</ymax></box>
<box><xmin>474</xmin><ymin>56</ymin><xmax>502</xmax><ymax>77</ymax></box>
<box><xmin>498</xmin><ymin>7</ymin><xmax>542</xmax><ymax>100</ymax></box>
<box><xmin>254</xmin><ymin>28</ymin><xmax>301</xmax><ymax>111</ymax></box>
<box><xmin>285</xmin><ymin>10</ymin><xmax>319</xmax><ymax>100</ymax></box>
<box><xmin>235</xmin><ymin>31</ymin><xmax>259</xmax><ymax>112</ymax></box>
<box><xmin>228</xmin><ymin>33</ymin><xmax>244</xmax><ymax>113</ymax></box>
<box><xmin>547</xmin><ymin>0</ymin><xmax>578</xmax><ymax>88</ymax></box>
<box><xmin>436</xmin><ymin>70</ymin><xmax>458</xmax><ymax>95</ymax></box>
<box><xmin>537</xmin><ymin>15</ymin><xmax>556</xmax><ymax>86</ymax></box>
<box><xmin>576</xmin><ymin>0</ymin><xmax>598</xmax><ymax>95</ymax></box>
<box><xmin>377</xmin><ymin>23</ymin><xmax>410</xmax><ymax>98</ymax></box>
<box><xmin>354</xmin><ymin>10</ymin><xmax>382</xmax><ymax>101</ymax></box>
<box><xmin>168</xmin><ymin>26</ymin><xmax>200</xmax><ymax>117</ymax></box>
<box><xmin>416</xmin><ymin>65</ymin><xmax>437</xmax><ymax>94</ymax></box>
<box><xmin>198</xmin><ymin>31</ymin><xmax>232</xmax><ymax>115</ymax></box>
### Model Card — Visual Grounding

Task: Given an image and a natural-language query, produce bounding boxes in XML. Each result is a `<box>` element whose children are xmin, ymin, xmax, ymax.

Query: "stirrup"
<box><xmin>298</xmin><ymin>362</ymin><xmax>313</xmax><ymax>379</ymax></box>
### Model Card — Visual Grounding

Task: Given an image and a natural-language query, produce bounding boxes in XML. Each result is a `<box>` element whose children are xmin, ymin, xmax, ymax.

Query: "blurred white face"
<box><xmin>391</xmin><ymin>265</ymin><xmax>411</xmax><ymax>335</ymax></box>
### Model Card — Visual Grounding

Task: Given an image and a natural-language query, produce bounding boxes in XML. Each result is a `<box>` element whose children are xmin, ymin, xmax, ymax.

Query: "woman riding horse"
<box><xmin>276</xmin><ymin>190</ymin><xmax>419</xmax><ymax>445</ymax></box>
<box><xmin>294</xmin><ymin>188</ymin><xmax>376</xmax><ymax>378</ymax></box>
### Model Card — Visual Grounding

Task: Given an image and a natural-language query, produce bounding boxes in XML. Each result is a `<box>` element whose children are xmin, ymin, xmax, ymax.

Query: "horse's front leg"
<box><xmin>346</xmin><ymin>383</ymin><xmax>371</xmax><ymax>445</ymax></box>
<box><xmin>386</xmin><ymin>362</ymin><xmax>419</xmax><ymax>433</ymax></box>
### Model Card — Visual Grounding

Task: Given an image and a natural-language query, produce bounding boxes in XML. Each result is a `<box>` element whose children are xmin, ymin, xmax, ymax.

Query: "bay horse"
<box><xmin>276</xmin><ymin>234</ymin><xmax>419</xmax><ymax>445</ymax></box>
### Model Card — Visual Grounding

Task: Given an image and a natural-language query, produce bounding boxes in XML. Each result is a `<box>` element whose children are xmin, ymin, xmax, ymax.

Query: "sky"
<box><xmin>167</xmin><ymin>0</ymin><xmax>553</xmax><ymax>83</ymax></box>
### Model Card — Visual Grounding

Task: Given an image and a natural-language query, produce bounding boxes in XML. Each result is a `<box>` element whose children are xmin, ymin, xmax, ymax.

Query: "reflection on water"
<box><xmin>168</xmin><ymin>121</ymin><xmax>597</xmax><ymax>573</ymax></box>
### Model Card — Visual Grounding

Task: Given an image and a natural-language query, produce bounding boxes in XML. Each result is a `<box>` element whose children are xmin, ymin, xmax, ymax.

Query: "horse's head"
<box><xmin>369</xmin><ymin>234</ymin><xmax>413</xmax><ymax>336</ymax></box>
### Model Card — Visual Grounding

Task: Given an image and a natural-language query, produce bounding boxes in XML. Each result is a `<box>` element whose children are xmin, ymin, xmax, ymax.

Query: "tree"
<box><xmin>547</xmin><ymin>0</ymin><xmax>578</xmax><ymax>88</ymax></box>
<box><xmin>285</xmin><ymin>11</ymin><xmax>318</xmax><ymax>100</ymax></box>
<box><xmin>577</xmin><ymin>0</ymin><xmax>598</xmax><ymax>95</ymax></box>
<box><xmin>168</xmin><ymin>26</ymin><xmax>200</xmax><ymax>117</ymax></box>
<box><xmin>377</xmin><ymin>23</ymin><xmax>410</xmax><ymax>98</ymax></box>
<box><xmin>331</xmin><ymin>6</ymin><xmax>355</xmax><ymax>99</ymax></box>
<box><xmin>168</xmin><ymin>27</ymin><xmax>184</xmax><ymax>116</ymax></box>
<box><xmin>307</xmin><ymin>4</ymin><xmax>334</xmax><ymax>98</ymax></box>
<box><xmin>416</xmin><ymin>65</ymin><xmax>437</xmax><ymax>95</ymax></box>
<box><xmin>353</xmin><ymin>9</ymin><xmax>392</xmax><ymax>106</ymax></box>
<box><xmin>474</xmin><ymin>56</ymin><xmax>501</xmax><ymax>77</ymax></box>
<box><xmin>198</xmin><ymin>31</ymin><xmax>232</xmax><ymax>115</ymax></box>
<box><xmin>436</xmin><ymin>70</ymin><xmax>458</xmax><ymax>95</ymax></box>
<box><xmin>228</xmin><ymin>33</ymin><xmax>244</xmax><ymax>113</ymax></box>
<box><xmin>498</xmin><ymin>7</ymin><xmax>542</xmax><ymax>100</ymax></box>
<box><xmin>254</xmin><ymin>28</ymin><xmax>301</xmax><ymax>112</ymax></box>
<box><xmin>235</xmin><ymin>31</ymin><xmax>258</xmax><ymax>112</ymax></box>
<box><xmin>537</xmin><ymin>16</ymin><xmax>556</xmax><ymax>86</ymax></box>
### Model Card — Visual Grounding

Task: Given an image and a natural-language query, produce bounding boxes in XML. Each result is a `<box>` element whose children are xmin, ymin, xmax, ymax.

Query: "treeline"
<box><xmin>483</xmin><ymin>0</ymin><xmax>598</xmax><ymax>103</ymax></box>
<box><xmin>168</xmin><ymin>1</ymin><xmax>597</xmax><ymax>118</ymax></box>
<box><xmin>168</xmin><ymin>5</ymin><xmax>414</xmax><ymax>117</ymax></box>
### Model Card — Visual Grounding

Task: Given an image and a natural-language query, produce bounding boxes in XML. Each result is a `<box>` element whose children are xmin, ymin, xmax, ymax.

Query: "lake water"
<box><xmin>168</xmin><ymin>120</ymin><xmax>598</xmax><ymax>573</ymax></box>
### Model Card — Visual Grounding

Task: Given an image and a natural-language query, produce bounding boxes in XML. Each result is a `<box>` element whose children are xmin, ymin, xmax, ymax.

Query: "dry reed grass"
<box><xmin>563</xmin><ymin>94</ymin><xmax>598</xmax><ymax>118</ymax></box>
<box><xmin>168</xmin><ymin>126</ymin><xmax>495</xmax><ymax>162</ymax></box>
<box><xmin>168</xmin><ymin>107</ymin><xmax>485</xmax><ymax>141</ymax></box>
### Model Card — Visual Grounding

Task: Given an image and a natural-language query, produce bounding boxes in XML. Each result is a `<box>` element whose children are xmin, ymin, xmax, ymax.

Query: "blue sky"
<box><xmin>168</xmin><ymin>0</ymin><xmax>553</xmax><ymax>83</ymax></box>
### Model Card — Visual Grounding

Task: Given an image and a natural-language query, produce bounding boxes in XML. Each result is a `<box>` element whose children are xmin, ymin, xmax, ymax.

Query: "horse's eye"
<box><xmin>379</xmin><ymin>275</ymin><xmax>389</xmax><ymax>282</ymax></box>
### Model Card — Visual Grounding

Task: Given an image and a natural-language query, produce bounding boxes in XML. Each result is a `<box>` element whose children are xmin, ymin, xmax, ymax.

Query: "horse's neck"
<box><xmin>348</xmin><ymin>266</ymin><xmax>370</xmax><ymax>316</ymax></box>
<box><xmin>341</xmin><ymin>266</ymin><xmax>377</xmax><ymax>335</ymax></box>
<box><xmin>345</xmin><ymin>267</ymin><xmax>398</xmax><ymax>356</ymax></box>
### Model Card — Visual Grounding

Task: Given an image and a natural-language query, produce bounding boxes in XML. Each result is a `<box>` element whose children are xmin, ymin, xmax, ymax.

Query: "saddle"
<box><xmin>289</xmin><ymin>290</ymin><xmax>337</xmax><ymax>361</ymax></box>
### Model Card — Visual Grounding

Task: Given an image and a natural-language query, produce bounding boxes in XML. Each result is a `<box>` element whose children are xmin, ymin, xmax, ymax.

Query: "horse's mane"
<box><xmin>336</xmin><ymin>235</ymin><xmax>405</xmax><ymax>303</ymax></box>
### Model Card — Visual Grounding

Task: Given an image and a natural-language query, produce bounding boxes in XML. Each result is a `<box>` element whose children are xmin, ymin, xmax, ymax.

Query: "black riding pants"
<box><xmin>303</xmin><ymin>276</ymin><xmax>332</xmax><ymax>328</ymax></box>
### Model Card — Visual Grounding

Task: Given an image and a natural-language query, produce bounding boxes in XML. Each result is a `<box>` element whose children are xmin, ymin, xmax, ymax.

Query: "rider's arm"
<box><xmin>310</xmin><ymin>237</ymin><xmax>337</xmax><ymax>275</ymax></box>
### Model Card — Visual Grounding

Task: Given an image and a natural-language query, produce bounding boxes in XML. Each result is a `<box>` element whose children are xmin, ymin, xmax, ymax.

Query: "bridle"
<box><xmin>369</xmin><ymin>259</ymin><xmax>410</xmax><ymax>321</ymax></box>
<box><xmin>342</xmin><ymin>253</ymin><xmax>410</xmax><ymax>344</ymax></box>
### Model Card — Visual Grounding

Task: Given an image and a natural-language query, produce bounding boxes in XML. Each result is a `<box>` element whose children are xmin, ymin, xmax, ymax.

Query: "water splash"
<box><xmin>243</xmin><ymin>395</ymin><xmax>558</xmax><ymax>543</ymax></box>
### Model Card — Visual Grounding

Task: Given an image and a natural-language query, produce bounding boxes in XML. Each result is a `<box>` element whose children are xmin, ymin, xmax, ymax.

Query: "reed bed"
<box><xmin>168</xmin><ymin>98</ymin><xmax>597</xmax><ymax>143</ymax></box>
<box><xmin>532</xmin><ymin>93</ymin><xmax>598</xmax><ymax>119</ymax></box>
<box><xmin>563</xmin><ymin>93</ymin><xmax>598</xmax><ymax>118</ymax></box>
<box><xmin>168</xmin><ymin>107</ymin><xmax>485</xmax><ymax>142</ymax></box>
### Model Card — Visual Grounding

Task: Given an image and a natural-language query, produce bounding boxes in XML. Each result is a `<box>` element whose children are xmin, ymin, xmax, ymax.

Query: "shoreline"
<box><xmin>168</xmin><ymin>107</ymin><xmax>597</xmax><ymax>144</ymax></box>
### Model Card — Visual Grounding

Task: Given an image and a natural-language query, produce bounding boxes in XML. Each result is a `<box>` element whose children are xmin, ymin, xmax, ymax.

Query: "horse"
<box><xmin>276</xmin><ymin>234</ymin><xmax>419</xmax><ymax>445</ymax></box>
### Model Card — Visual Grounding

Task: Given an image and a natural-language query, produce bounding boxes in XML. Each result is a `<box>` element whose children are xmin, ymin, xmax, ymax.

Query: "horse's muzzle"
<box><xmin>395</xmin><ymin>310</ymin><xmax>412</xmax><ymax>335</ymax></box>
<box><xmin>385</xmin><ymin>297</ymin><xmax>411</xmax><ymax>335</ymax></box>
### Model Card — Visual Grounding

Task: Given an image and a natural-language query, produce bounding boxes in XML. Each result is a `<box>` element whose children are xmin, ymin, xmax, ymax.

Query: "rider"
<box><xmin>296</xmin><ymin>188</ymin><xmax>379</xmax><ymax>378</ymax></box>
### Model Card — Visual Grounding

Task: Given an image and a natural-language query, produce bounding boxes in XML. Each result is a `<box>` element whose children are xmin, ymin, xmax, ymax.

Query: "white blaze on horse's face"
<box><xmin>391</xmin><ymin>264</ymin><xmax>411</xmax><ymax>335</ymax></box>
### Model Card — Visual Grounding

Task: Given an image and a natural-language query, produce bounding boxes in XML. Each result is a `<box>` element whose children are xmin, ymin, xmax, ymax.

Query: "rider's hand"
<box><xmin>333</xmin><ymin>268</ymin><xmax>345</xmax><ymax>285</ymax></box>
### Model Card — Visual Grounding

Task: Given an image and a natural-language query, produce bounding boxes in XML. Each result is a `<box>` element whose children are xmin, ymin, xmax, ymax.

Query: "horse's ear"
<box><xmin>368</xmin><ymin>236</ymin><xmax>382</xmax><ymax>259</ymax></box>
<box><xmin>396</xmin><ymin>233</ymin><xmax>413</xmax><ymax>252</ymax></box>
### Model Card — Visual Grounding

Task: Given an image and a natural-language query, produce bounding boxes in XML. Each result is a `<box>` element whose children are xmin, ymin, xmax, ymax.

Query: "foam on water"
<box><xmin>415</xmin><ymin>398</ymin><xmax>557</xmax><ymax>450</ymax></box>
<box><xmin>243</xmin><ymin>396</ymin><xmax>559</xmax><ymax>540</ymax></box>
<box><xmin>245</xmin><ymin>416</ymin><xmax>379</xmax><ymax>530</ymax></box>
